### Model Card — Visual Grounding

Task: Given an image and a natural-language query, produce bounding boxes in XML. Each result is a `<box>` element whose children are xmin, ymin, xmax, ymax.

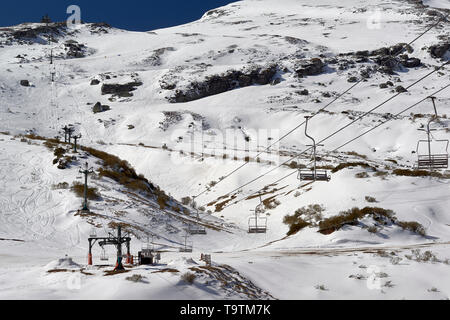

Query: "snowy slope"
<box><xmin>0</xmin><ymin>0</ymin><xmax>449</xmax><ymax>299</ymax></box>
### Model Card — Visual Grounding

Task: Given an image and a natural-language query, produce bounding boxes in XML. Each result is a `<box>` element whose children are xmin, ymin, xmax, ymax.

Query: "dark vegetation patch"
<box><xmin>332</xmin><ymin>162</ymin><xmax>377</xmax><ymax>173</ymax></box>
<box><xmin>80</xmin><ymin>146</ymin><xmax>176</xmax><ymax>210</ymax></box>
<box><xmin>152</xmin><ymin>268</ymin><xmax>179</xmax><ymax>274</ymax></box>
<box><xmin>211</xmin><ymin>195</ymin><xmax>237</xmax><ymax>212</ymax></box>
<box><xmin>71</xmin><ymin>181</ymin><xmax>101</xmax><ymax>201</ymax></box>
<box><xmin>104</xmin><ymin>269</ymin><xmax>130</xmax><ymax>276</ymax></box>
<box><xmin>283</xmin><ymin>204</ymin><xmax>325</xmax><ymax>236</ymax></box>
<box><xmin>180</xmin><ymin>272</ymin><xmax>196</xmax><ymax>284</ymax></box>
<box><xmin>393</xmin><ymin>169</ymin><xmax>450</xmax><ymax>179</ymax></box>
<box><xmin>318</xmin><ymin>207</ymin><xmax>426</xmax><ymax>236</ymax></box>
<box><xmin>21</xmin><ymin>134</ymin><xmax>185</xmax><ymax>215</ymax></box>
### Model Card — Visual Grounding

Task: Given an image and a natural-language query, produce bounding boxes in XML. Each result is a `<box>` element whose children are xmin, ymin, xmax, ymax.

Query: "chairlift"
<box><xmin>188</xmin><ymin>209</ymin><xmax>207</xmax><ymax>235</ymax></box>
<box><xmin>298</xmin><ymin>116</ymin><xmax>331</xmax><ymax>182</ymax></box>
<box><xmin>89</xmin><ymin>227</ymin><xmax>97</xmax><ymax>238</ymax></box>
<box><xmin>179</xmin><ymin>232</ymin><xmax>194</xmax><ymax>252</ymax></box>
<box><xmin>416</xmin><ymin>97</ymin><xmax>449</xmax><ymax>170</ymax></box>
<box><xmin>100</xmin><ymin>247</ymin><xmax>109</xmax><ymax>261</ymax></box>
<box><xmin>248</xmin><ymin>196</ymin><xmax>268</xmax><ymax>234</ymax></box>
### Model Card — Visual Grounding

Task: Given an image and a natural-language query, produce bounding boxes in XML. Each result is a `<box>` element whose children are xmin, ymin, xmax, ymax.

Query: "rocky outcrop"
<box><xmin>143</xmin><ymin>47</ymin><xmax>176</xmax><ymax>66</ymax></box>
<box><xmin>167</xmin><ymin>64</ymin><xmax>278</xmax><ymax>103</ymax></box>
<box><xmin>64</xmin><ymin>40</ymin><xmax>87</xmax><ymax>58</ymax></box>
<box><xmin>429</xmin><ymin>43</ymin><xmax>450</xmax><ymax>59</ymax></box>
<box><xmin>101</xmin><ymin>81</ymin><xmax>143</xmax><ymax>97</ymax></box>
<box><xmin>295</xmin><ymin>58</ymin><xmax>325</xmax><ymax>77</ymax></box>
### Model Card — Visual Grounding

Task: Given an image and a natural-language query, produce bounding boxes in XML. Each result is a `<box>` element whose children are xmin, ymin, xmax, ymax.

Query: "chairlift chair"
<box><xmin>415</xmin><ymin>97</ymin><xmax>449</xmax><ymax>170</ymax></box>
<box><xmin>416</xmin><ymin>139</ymin><xmax>449</xmax><ymax>170</ymax></box>
<box><xmin>248</xmin><ymin>196</ymin><xmax>268</xmax><ymax>234</ymax></box>
<box><xmin>100</xmin><ymin>247</ymin><xmax>109</xmax><ymax>261</ymax></box>
<box><xmin>188</xmin><ymin>204</ymin><xmax>207</xmax><ymax>235</ymax></box>
<box><xmin>298</xmin><ymin>116</ymin><xmax>331</xmax><ymax>182</ymax></box>
<box><xmin>89</xmin><ymin>228</ymin><xmax>97</xmax><ymax>238</ymax></box>
<box><xmin>248</xmin><ymin>215</ymin><xmax>268</xmax><ymax>234</ymax></box>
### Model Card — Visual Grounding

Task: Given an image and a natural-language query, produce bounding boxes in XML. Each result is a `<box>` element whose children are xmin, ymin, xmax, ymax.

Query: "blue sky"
<box><xmin>1</xmin><ymin>0</ymin><xmax>239</xmax><ymax>31</ymax></box>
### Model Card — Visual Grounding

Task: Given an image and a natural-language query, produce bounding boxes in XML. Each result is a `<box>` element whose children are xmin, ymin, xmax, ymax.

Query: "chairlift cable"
<box><xmin>199</xmin><ymin>62</ymin><xmax>448</xmax><ymax>207</ymax></box>
<box><xmin>218</xmin><ymin>83</ymin><xmax>450</xmax><ymax>210</ymax></box>
<box><xmin>192</xmin><ymin>14</ymin><xmax>448</xmax><ymax>200</ymax></box>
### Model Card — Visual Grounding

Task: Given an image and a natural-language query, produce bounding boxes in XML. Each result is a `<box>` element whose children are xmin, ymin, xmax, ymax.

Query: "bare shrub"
<box><xmin>332</xmin><ymin>162</ymin><xmax>376</xmax><ymax>173</ymax></box>
<box><xmin>396</xmin><ymin>221</ymin><xmax>426</xmax><ymax>236</ymax></box>
<box><xmin>181</xmin><ymin>197</ymin><xmax>192</xmax><ymax>206</ymax></box>
<box><xmin>355</xmin><ymin>172</ymin><xmax>370</xmax><ymax>178</ymax></box>
<box><xmin>181</xmin><ymin>272</ymin><xmax>196</xmax><ymax>284</ymax></box>
<box><xmin>283</xmin><ymin>204</ymin><xmax>324</xmax><ymax>236</ymax></box>
<box><xmin>365</xmin><ymin>196</ymin><xmax>378</xmax><ymax>203</ymax></box>
<box><xmin>71</xmin><ymin>182</ymin><xmax>101</xmax><ymax>200</ymax></box>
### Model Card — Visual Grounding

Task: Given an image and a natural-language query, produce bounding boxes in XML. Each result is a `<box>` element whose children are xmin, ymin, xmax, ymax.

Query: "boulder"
<box><xmin>92</xmin><ymin>102</ymin><xmax>110</xmax><ymax>113</ymax></box>
<box><xmin>90</xmin><ymin>79</ymin><xmax>100</xmax><ymax>86</ymax></box>
<box><xmin>395</xmin><ymin>86</ymin><xmax>408</xmax><ymax>93</ymax></box>
<box><xmin>429</xmin><ymin>43</ymin><xmax>450</xmax><ymax>59</ymax></box>
<box><xmin>401</xmin><ymin>57</ymin><xmax>421</xmax><ymax>68</ymax></box>
<box><xmin>295</xmin><ymin>58</ymin><xmax>325</xmax><ymax>77</ymax></box>
<box><xmin>20</xmin><ymin>80</ymin><xmax>30</xmax><ymax>87</ymax></box>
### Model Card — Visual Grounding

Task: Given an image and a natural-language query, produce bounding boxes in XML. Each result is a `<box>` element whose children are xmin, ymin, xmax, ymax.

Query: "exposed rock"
<box><xmin>347</xmin><ymin>76</ymin><xmax>358</xmax><ymax>83</ymax></box>
<box><xmin>167</xmin><ymin>64</ymin><xmax>278</xmax><ymax>103</ymax></box>
<box><xmin>298</xmin><ymin>89</ymin><xmax>309</xmax><ymax>96</ymax></box>
<box><xmin>64</xmin><ymin>40</ymin><xmax>87</xmax><ymax>58</ymax></box>
<box><xmin>90</xmin><ymin>79</ymin><xmax>100</xmax><ymax>86</ymax></box>
<box><xmin>373</xmin><ymin>55</ymin><xmax>401</xmax><ymax>74</ymax></box>
<box><xmin>143</xmin><ymin>47</ymin><xmax>176</xmax><ymax>66</ymax></box>
<box><xmin>379</xmin><ymin>83</ymin><xmax>388</xmax><ymax>89</ymax></box>
<box><xmin>89</xmin><ymin>23</ymin><xmax>111</xmax><ymax>34</ymax></box>
<box><xmin>12</xmin><ymin>23</ymin><xmax>67</xmax><ymax>42</ymax></box>
<box><xmin>395</xmin><ymin>86</ymin><xmax>408</xmax><ymax>93</ymax></box>
<box><xmin>370</xmin><ymin>43</ymin><xmax>413</xmax><ymax>57</ymax></box>
<box><xmin>401</xmin><ymin>57</ymin><xmax>421</xmax><ymax>68</ymax></box>
<box><xmin>20</xmin><ymin>80</ymin><xmax>30</xmax><ymax>87</ymax></box>
<box><xmin>295</xmin><ymin>58</ymin><xmax>325</xmax><ymax>77</ymax></box>
<box><xmin>429</xmin><ymin>43</ymin><xmax>450</xmax><ymax>59</ymax></box>
<box><xmin>92</xmin><ymin>102</ymin><xmax>110</xmax><ymax>113</ymax></box>
<box><xmin>101</xmin><ymin>81</ymin><xmax>143</xmax><ymax>97</ymax></box>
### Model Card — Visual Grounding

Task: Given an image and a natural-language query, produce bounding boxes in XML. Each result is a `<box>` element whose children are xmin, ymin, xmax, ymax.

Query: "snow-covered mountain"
<box><xmin>0</xmin><ymin>0</ymin><xmax>449</xmax><ymax>299</ymax></box>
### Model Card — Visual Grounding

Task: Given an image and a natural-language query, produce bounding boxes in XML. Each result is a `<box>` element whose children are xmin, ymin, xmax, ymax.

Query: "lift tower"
<box><xmin>79</xmin><ymin>162</ymin><xmax>94</xmax><ymax>212</ymax></box>
<box><xmin>87</xmin><ymin>225</ymin><xmax>131</xmax><ymax>271</ymax></box>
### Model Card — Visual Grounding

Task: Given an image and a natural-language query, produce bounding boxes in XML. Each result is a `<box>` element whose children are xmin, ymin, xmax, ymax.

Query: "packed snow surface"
<box><xmin>0</xmin><ymin>0</ymin><xmax>449</xmax><ymax>299</ymax></box>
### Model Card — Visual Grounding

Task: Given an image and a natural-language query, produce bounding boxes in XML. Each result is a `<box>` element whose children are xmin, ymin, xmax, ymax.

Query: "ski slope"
<box><xmin>0</xmin><ymin>0</ymin><xmax>449</xmax><ymax>299</ymax></box>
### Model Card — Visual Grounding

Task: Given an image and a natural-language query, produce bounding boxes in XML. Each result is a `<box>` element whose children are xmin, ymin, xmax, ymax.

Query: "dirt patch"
<box><xmin>152</xmin><ymin>268</ymin><xmax>179</xmax><ymax>274</ymax></box>
<box><xmin>104</xmin><ymin>269</ymin><xmax>131</xmax><ymax>276</ymax></box>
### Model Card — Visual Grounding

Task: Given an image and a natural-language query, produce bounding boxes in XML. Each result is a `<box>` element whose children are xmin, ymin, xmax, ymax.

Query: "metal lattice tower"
<box><xmin>79</xmin><ymin>162</ymin><xmax>94</xmax><ymax>212</ymax></box>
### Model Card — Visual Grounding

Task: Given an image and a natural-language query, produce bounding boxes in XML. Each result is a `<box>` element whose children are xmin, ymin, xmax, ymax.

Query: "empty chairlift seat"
<box><xmin>248</xmin><ymin>215</ymin><xmax>268</xmax><ymax>234</ymax></box>
<box><xmin>188</xmin><ymin>223</ymin><xmax>207</xmax><ymax>235</ymax></box>
<box><xmin>416</xmin><ymin>140</ymin><xmax>449</xmax><ymax>170</ymax></box>
<box><xmin>298</xmin><ymin>169</ymin><xmax>331</xmax><ymax>182</ymax></box>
